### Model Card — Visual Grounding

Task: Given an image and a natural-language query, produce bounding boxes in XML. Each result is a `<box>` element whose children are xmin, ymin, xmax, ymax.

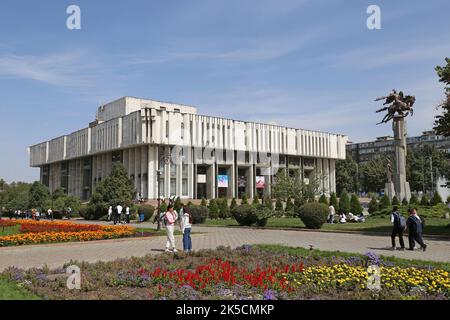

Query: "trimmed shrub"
<box><xmin>232</xmin><ymin>204</ymin><xmax>257</xmax><ymax>226</ymax></box>
<box><xmin>285</xmin><ymin>197</ymin><xmax>295</xmax><ymax>216</ymax></box>
<box><xmin>189</xmin><ymin>204</ymin><xmax>209</xmax><ymax>224</ymax></box>
<box><xmin>160</xmin><ymin>200</ymin><xmax>168</xmax><ymax>214</ymax></box>
<box><xmin>318</xmin><ymin>194</ymin><xmax>329</xmax><ymax>205</ymax></box>
<box><xmin>230</xmin><ymin>198</ymin><xmax>238</xmax><ymax>211</ymax></box>
<box><xmin>392</xmin><ymin>196</ymin><xmax>400</xmax><ymax>206</ymax></box>
<box><xmin>296</xmin><ymin>203</ymin><xmax>329</xmax><ymax>229</ymax></box>
<box><xmin>218</xmin><ymin>198</ymin><xmax>230</xmax><ymax>219</ymax></box>
<box><xmin>275</xmin><ymin>198</ymin><xmax>283</xmax><ymax>212</ymax></box>
<box><xmin>264</xmin><ymin>195</ymin><xmax>274</xmax><ymax>211</ymax></box>
<box><xmin>410</xmin><ymin>194</ymin><xmax>420</xmax><ymax>205</ymax></box>
<box><xmin>208</xmin><ymin>199</ymin><xmax>220</xmax><ymax>219</ymax></box>
<box><xmin>252</xmin><ymin>194</ymin><xmax>260</xmax><ymax>206</ymax></box>
<box><xmin>339</xmin><ymin>190</ymin><xmax>350</xmax><ymax>214</ymax></box>
<box><xmin>350</xmin><ymin>194</ymin><xmax>363</xmax><ymax>215</ymax></box>
<box><xmin>431</xmin><ymin>192</ymin><xmax>443</xmax><ymax>206</ymax></box>
<box><xmin>420</xmin><ymin>195</ymin><xmax>430</xmax><ymax>206</ymax></box>
<box><xmin>402</xmin><ymin>198</ymin><xmax>409</xmax><ymax>206</ymax></box>
<box><xmin>368</xmin><ymin>197</ymin><xmax>379</xmax><ymax>214</ymax></box>
<box><xmin>294</xmin><ymin>196</ymin><xmax>305</xmax><ymax>213</ymax></box>
<box><xmin>241</xmin><ymin>194</ymin><xmax>249</xmax><ymax>205</ymax></box>
<box><xmin>379</xmin><ymin>195</ymin><xmax>391</xmax><ymax>209</ymax></box>
<box><xmin>200</xmin><ymin>198</ymin><xmax>207</xmax><ymax>207</ymax></box>
<box><xmin>254</xmin><ymin>204</ymin><xmax>274</xmax><ymax>227</ymax></box>
<box><xmin>137</xmin><ymin>204</ymin><xmax>155</xmax><ymax>222</ymax></box>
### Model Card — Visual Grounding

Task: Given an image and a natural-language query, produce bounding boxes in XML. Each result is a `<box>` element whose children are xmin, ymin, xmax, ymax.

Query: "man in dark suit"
<box><xmin>406</xmin><ymin>208</ymin><xmax>427</xmax><ymax>251</ymax></box>
<box><xmin>390</xmin><ymin>206</ymin><xmax>405</xmax><ymax>250</ymax></box>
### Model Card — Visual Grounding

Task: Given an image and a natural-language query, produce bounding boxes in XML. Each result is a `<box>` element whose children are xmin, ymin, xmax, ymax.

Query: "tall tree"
<box><xmin>433</xmin><ymin>58</ymin><xmax>450</xmax><ymax>135</ymax></box>
<box><xmin>335</xmin><ymin>156</ymin><xmax>358</xmax><ymax>195</ymax></box>
<box><xmin>28</xmin><ymin>181</ymin><xmax>50</xmax><ymax>209</ymax></box>
<box><xmin>359</xmin><ymin>157</ymin><xmax>389</xmax><ymax>193</ymax></box>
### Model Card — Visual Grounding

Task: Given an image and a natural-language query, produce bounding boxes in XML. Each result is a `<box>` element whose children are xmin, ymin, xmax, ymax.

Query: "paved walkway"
<box><xmin>1</xmin><ymin>221</ymin><xmax>449</xmax><ymax>271</ymax></box>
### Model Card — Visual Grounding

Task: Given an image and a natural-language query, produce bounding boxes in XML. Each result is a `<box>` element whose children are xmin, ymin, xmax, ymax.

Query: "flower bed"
<box><xmin>3</xmin><ymin>246</ymin><xmax>448</xmax><ymax>300</ymax></box>
<box><xmin>19</xmin><ymin>221</ymin><xmax>103</xmax><ymax>233</ymax></box>
<box><xmin>0</xmin><ymin>221</ymin><xmax>135</xmax><ymax>246</ymax></box>
<box><xmin>0</xmin><ymin>220</ymin><xmax>20</xmax><ymax>228</ymax></box>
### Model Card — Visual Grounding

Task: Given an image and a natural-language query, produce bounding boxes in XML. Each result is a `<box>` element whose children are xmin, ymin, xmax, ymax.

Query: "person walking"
<box><xmin>390</xmin><ymin>206</ymin><xmax>405</xmax><ymax>250</ymax></box>
<box><xmin>407</xmin><ymin>208</ymin><xmax>427</xmax><ymax>251</ymax></box>
<box><xmin>164</xmin><ymin>205</ymin><xmax>178</xmax><ymax>253</ymax></box>
<box><xmin>114</xmin><ymin>204</ymin><xmax>123</xmax><ymax>225</ymax></box>
<box><xmin>107</xmin><ymin>206</ymin><xmax>113</xmax><ymax>222</ymax></box>
<box><xmin>125</xmin><ymin>206</ymin><xmax>130</xmax><ymax>224</ymax></box>
<box><xmin>48</xmin><ymin>208</ymin><xmax>54</xmax><ymax>221</ymax></box>
<box><xmin>67</xmin><ymin>207</ymin><xmax>72</xmax><ymax>220</ymax></box>
<box><xmin>328</xmin><ymin>204</ymin><xmax>336</xmax><ymax>224</ymax></box>
<box><xmin>180</xmin><ymin>204</ymin><xmax>193</xmax><ymax>252</ymax></box>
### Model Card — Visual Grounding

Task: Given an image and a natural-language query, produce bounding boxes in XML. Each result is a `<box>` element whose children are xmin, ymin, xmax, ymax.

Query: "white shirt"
<box><xmin>125</xmin><ymin>207</ymin><xmax>130</xmax><ymax>215</ymax></box>
<box><xmin>180</xmin><ymin>213</ymin><xmax>192</xmax><ymax>232</ymax></box>
<box><xmin>329</xmin><ymin>205</ymin><xmax>335</xmax><ymax>215</ymax></box>
<box><xmin>116</xmin><ymin>205</ymin><xmax>123</xmax><ymax>214</ymax></box>
<box><xmin>108</xmin><ymin>207</ymin><xmax>112</xmax><ymax>215</ymax></box>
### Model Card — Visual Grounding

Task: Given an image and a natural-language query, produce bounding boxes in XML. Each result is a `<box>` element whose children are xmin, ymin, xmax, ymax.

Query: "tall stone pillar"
<box><xmin>392</xmin><ymin>116</ymin><xmax>411</xmax><ymax>202</ymax></box>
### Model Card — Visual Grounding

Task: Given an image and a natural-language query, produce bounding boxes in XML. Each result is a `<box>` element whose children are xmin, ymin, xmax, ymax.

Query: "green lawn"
<box><xmin>0</xmin><ymin>225</ymin><xmax>20</xmax><ymax>237</ymax></box>
<box><xmin>0</xmin><ymin>277</ymin><xmax>40</xmax><ymax>300</ymax></box>
<box><xmin>201</xmin><ymin>217</ymin><xmax>450</xmax><ymax>236</ymax></box>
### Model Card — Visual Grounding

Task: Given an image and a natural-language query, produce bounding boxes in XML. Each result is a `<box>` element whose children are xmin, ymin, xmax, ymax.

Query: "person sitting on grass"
<box><xmin>339</xmin><ymin>211</ymin><xmax>347</xmax><ymax>224</ymax></box>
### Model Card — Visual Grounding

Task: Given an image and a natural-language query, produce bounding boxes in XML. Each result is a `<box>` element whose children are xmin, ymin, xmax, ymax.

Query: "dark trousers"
<box><xmin>114</xmin><ymin>213</ymin><xmax>121</xmax><ymax>225</ymax></box>
<box><xmin>125</xmin><ymin>214</ymin><xmax>130</xmax><ymax>224</ymax></box>
<box><xmin>391</xmin><ymin>228</ymin><xmax>405</xmax><ymax>248</ymax></box>
<box><xmin>409</xmin><ymin>232</ymin><xmax>426</xmax><ymax>249</ymax></box>
<box><xmin>183</xmin><ymin>228</ymin><xmax>192</xmax><ymax>251</ymax></box>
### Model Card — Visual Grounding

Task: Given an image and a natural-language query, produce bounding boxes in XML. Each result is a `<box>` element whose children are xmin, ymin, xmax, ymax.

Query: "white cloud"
<box><xmin>0</xmin><ymin>52</ymin><xmax>92</xmax><ymax>87</ymax></box>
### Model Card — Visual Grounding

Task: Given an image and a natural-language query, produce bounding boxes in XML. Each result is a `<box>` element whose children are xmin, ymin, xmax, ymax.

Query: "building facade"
<box><xmin>29</xmin><ymin>97</ymin><xmax>348</xmax><ymax>201</ymax></box>
<box><xmin>347</xmin><ymin>131</ymin><xmax>450</xmax><ymax>164</ymax></box>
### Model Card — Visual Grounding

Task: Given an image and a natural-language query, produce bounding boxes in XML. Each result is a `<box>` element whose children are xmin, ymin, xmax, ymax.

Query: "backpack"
<box><xmin>394</xmin><ymin>212</ymin><xmax>406</xmax><ymax>229</ymax></box>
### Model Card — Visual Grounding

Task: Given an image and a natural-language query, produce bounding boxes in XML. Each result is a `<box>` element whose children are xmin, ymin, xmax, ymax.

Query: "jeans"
<box><xmin>183</xmin><ymin>228</ymin><xmax>192</xmax><ymax>251</ymax></box>
<box><xmin>166</xmin><ymin>225</ymin><xmax>176</xmax><ymax>250</ymax></box>
<box><xmin>391</xmin><ymin>227</ymin><xmax>405</xmax><ymax>248</ymax></box>
<box><xmin>114</xmin><ymin>213</ymin><xmax>121</xmax><ymax>225</ymax></box>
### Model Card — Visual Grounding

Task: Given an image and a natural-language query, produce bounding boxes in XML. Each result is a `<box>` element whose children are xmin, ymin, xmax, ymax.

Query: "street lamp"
<box><xmin>155</xmin><ymin>169</ymin><xmax>162</xmax><ymax>231</ymax></box>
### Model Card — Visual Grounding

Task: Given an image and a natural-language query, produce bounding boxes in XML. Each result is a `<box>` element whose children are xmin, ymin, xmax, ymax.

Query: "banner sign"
<box><xmin>217</xmin><ymin>175</ymin><xmax>229</xmax><ymax>188</ymax></box>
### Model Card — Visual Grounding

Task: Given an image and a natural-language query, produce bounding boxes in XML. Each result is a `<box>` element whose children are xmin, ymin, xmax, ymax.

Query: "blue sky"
<box><xmin>1</xmin><ymin>0</ymin><xmax>449</xmax><ymax>182</ymax></box>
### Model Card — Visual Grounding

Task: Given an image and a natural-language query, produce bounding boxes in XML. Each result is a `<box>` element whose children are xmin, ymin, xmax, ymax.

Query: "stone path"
<box><xmin>1</xmin><ymin>221</ymin><xmax>449</xmax><ymax>271</ymax></box>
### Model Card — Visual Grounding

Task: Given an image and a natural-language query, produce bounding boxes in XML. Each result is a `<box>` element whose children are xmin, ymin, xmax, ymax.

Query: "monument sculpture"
<box><xmin>375</xmin><ymin>89</ymin><xmax>415</xmax><ymax>201</ymax></box>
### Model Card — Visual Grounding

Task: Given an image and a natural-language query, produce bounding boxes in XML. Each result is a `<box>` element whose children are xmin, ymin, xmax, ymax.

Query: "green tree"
<box><xmin>174</xmin><ymin>197</ymin><xmax>183</xmax><ymax>212</ymax></box>
<box><xmin>264</xmin><ymin>195</ymin><xmax>274</xmax><ymax>211</ymax></box>
<box><xmin>294</xmin><ymin>196</ymin><xmax>305</xmax><ymax>215</ymax></box>
<box><xmin>350</xmin><ymin>194</ymin><xmax>363</xmax><ymax>214</ymax></box>
<box><xmin>392</xmin><ymin>196</ymin><xmax>400</xmax><ymax>206</ymax></box>
<box><xmin>329</xmin><ymin>192</ymin><xmax>339</xmax><ymax>212</ymax></box>
<box><xmin>335</xmin><ymin>156</ymin><xmax>358</xmax><ymax>194</ymax></box>
<box><xmin>275</xmin><ymin>198</ymin><xmax>283</xmax><ymax>212</ymax></box>
<box><xmin>218</xmin><ymin>198</ymin><xmax>230</xmax><ymax>219</ymax></box>
<box><xmin>410</xmin><ymin>194</ymin><xmax>420</xmax><ymax>205</ymax></box>
<box><xmin>360</xmin><ymin>157</ymin><xmax>389</xmax><ymax>193</ymax></box>
<box><xmin>431</xmin><ymin>192</ymin><xmax>443</xmax><ymax>206</ymax></box>
<box><xmin>285</xmin><ymin>197</ymin><xmax>294</xmax><ymax>216</ymax></box>
<box><xmin>208</xmin><ymin>199</ymin><xmax>219</xmax><ymax>219</ymax></box>
<box><xmin>252</xmin><ymin>194</ymin><xmax>260</xmax><ymax>206</ymax></box>
<box><xmin>368</xmin><ymin>197</ymin><xmax>379</xmax><ymax>214</ymax></box>
<box><xmin>200</xmin><ymin>197</ymin><xmax>207</xmax><ymax>207</ymax></box>
<box><xmin>87</xmin><ymin>163</ymin><xmax>135</xmax><ymax>219</ymax></box>
<box><xmin>406</xmin><ymin>145</ymin><xmax>450</xmax><ymax>192</ymax></box>
<box><xmin>230</xmin><ymin>198</ymin><xmax>238</xmax><ymax>211</ymax></box>
<box><xmin>241</xmin><ymin>194</ymin><xmax>249</xmax><ymax>205</ymax></box>
<box><xmin>379</xmin><ymin>194</ymin><xmax>391</xmax><ymax>209</ymax></box>
<box><xmin>339</xmin><ymin>190</ymin><xmax>350</xmax><ymax>214</ymax></box>
<box><xmin>433</xmin><ymin>58</ymin><xmax>450</xmax><ymax>136</ymax></box>
<box><xmin>318</xmin><ymin>194</ymin><xmax>328</xmax><ymax>205</ymax></box>
<box><xmin>28</xmin><ymin>181</ymin><xmax>50</xmax><ymax>210</ymax></box>
<box><xmin>420</xmin><ymin>194</ymin><xmax>430</xmax><ymax>206</ymax></box>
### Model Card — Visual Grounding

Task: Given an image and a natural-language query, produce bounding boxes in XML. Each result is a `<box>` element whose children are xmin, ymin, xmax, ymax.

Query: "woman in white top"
<box><xmin>107</xmin><ymin>206</ymin><xmax>113</xmax><ymax>221</ymax></box>
<box><xmin>125</xmin><ymin>206</ymin><xmax>130</xmax><ymax>224</ymax></box>
<box><xmin>180</xmin><ymin>204</ymin><xmax>193</xmax><ymax>252</ymax></box>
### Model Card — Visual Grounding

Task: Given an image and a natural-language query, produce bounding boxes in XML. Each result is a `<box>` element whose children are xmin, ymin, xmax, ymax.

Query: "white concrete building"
<box><xmin>29</xmin><ymin>97</ymin><xmax>348</xmax><ymax>201</ymax></box>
